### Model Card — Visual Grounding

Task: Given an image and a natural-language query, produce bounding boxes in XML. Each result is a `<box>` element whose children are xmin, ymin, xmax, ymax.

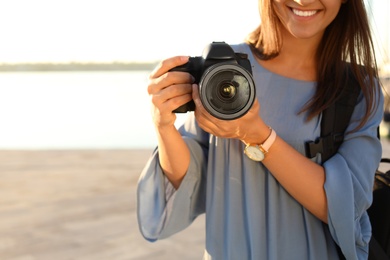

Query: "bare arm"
<box><xmin>261</xmin><ymin>136</ymin><xmax>327</xmax><ymax>222</ymax></box>
<box><xmin>154</xmin><ymin>125</ymin><xmax>190</xmax><ymax>189</ymax></box>
<box><xmin>192</xmin><ymin>86</ymin><xmax>328</xmax><ymax>222</ymax></box>
<box><xmin>147</xmin><ymin>56</ymin><xmax>195</xmax><ymax>189</ymax></box>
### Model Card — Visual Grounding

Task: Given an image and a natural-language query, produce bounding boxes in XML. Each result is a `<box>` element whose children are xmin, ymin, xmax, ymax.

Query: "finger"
<box><xmin>167</xmin><ymin>93</ymin><xmax>193</xmax><ymax>112</ymax></box>
<box><xmin>155</xmin><ymin>92</ymin><xmax>193</xmax><ymax>114</ymax></box>
<box><xmin>192</xmin><ymin>84</ymin><xmax>220</xmax><ymax>132</ymax></box>
<box><xmin>195</xmin><ymin>110</ymin><xmax>220</xmax><ymax>135</ymax></box>
<box><xmin>192</xmin><ymin>84</ymin><xmax>202</xmax><ymax>109</ymax></box>
<box><xmin>192</xmin><ymin>84</ymin><xmax>215</xmax><ymax>120</ymax></box>
<box><xmin>150</xmin><ymin>56</ymin><xmax>190</xmax><ymax>79</ymax></box>
<box><xmin>148</xmin><ymin>71</ymin><xmax>194</xmax><ymax>95</ymax></box>
<box><xmin>153</xmin><ymin>83</ymin><xmax>193</xmax><ymax>105</ymax></box>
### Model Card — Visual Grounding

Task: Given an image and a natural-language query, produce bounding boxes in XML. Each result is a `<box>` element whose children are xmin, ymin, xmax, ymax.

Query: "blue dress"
<box><xmin>137</xmin><ymin>43</ymin><xmax>384</xmax><ymax>260</ymax></box>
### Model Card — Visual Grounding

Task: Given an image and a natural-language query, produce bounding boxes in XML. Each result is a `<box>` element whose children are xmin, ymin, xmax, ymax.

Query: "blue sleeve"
<box><xmin>324</xmin><ymin>85</ymin><xmax>384</xmax><ymax>259</ymax></box>
<box><xmin>137</xmin><ymin>113</ymin><xmax>209</xmax><ymax>241</ymax></box>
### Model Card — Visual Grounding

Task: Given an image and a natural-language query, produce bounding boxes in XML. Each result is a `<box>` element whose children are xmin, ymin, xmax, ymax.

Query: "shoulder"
<box><xmin>229</xmin><ymin>42</ymin><xmax>252</xmax><ymax>56</ymax></box>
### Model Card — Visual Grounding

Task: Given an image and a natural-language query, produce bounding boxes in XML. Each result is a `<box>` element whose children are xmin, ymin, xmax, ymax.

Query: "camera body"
<box><xmin>171</xmin><ymin>42</ymin><xmax>256</xmax><ymax>120</ymax></box>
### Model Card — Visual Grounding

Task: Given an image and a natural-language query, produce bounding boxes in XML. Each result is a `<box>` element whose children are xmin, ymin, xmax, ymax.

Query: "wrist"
<box><xmin>244</xmin><ymin>127</ymin><xmax>277</xmax><ymax>162</ymax></box>
<box><xmin>240</xmin><ymin>122</ymin><xmax>272</xmax><ymax>145</ymax></box>
<box><xmin>155</xmin><ymin>123</ymin><xmax>178</xmax><ymax>136</ymax></box>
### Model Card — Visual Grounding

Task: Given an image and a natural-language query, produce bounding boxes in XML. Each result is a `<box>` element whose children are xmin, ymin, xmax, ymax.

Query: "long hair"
<box><xmin>246</xmin><ymin>0</ymin><xmax>381</xmax><ymax>129</ymax></box>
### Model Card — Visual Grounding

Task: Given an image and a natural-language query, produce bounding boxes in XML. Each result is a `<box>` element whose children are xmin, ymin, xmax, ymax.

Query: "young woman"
<box><xmin>137</xmin><ymin>0</ymin><xmax>384</xmax><ymax>259</ymax></box>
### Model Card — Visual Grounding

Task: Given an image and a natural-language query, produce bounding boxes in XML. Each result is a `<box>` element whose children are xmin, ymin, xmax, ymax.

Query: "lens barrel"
<box><xmin>199</xmin><ymin>63</ymin><xmax>256</xmax><ymax>120</ymax></box>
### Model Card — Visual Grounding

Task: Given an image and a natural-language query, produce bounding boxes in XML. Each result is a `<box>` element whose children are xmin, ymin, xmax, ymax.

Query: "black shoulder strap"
<box><xmin>305</xmin><ymin>66</ymin><xmax>360</xmax><ymax>162</ymax></box>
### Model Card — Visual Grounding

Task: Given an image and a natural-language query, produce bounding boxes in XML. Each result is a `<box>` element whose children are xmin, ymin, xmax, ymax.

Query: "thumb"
<box><xmin>192</xmin><ymin>84</ymin><xmax>201</xmax><ymax>106</ymax></box>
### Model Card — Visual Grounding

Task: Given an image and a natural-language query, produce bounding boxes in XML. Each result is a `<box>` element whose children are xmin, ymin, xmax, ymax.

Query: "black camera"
<box><xmin>171</xmin><ymin>42</ymin><xmax>256</xmax><ymax>120</ymax></box>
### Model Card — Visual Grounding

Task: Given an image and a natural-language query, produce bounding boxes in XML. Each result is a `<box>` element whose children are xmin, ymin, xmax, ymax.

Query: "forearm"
<box><xmin>156</xmin><ymin>125</ymin><xmax>190</xmax><ymax>189</ymax></box>
<box><xmin>263</xmin><ymin>136</ymin><xmax>328</xmax><ymax>223</ymax></box>
<box><xmin>194</xmin><ymin>95</ymin><xmax>328</xmax><ymax>221</ymax></box>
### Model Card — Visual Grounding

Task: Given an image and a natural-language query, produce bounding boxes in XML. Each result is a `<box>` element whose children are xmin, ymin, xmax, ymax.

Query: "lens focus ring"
<box><xmin>199</xmin><ymin>63</ymin><xmax>256</xmax><ymax>120</ymax></box>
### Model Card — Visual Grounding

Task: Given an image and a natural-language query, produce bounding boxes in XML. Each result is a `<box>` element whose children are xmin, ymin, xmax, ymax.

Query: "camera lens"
<box><xmin>199</xmin><ymin>63</ymin><xmax>256</xmax><ymax>120</ymax></box>
<box><xmin>218</xmin><ymin>82</ymin><xmax>237</xmax><ymax>100</ymax></box>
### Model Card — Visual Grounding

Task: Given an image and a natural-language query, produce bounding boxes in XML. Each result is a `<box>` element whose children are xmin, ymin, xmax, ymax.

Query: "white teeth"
<box><xmin>292</xmin><ymin>9</ymin><xmax>317</xmax><ymax>17</ymax></box>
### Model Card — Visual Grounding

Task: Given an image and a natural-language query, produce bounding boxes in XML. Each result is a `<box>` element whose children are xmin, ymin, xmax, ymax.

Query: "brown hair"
<box><xmin>246</xmin><ymin>0</ymin><xmax>382</xmax><ymax>129</ymax></box>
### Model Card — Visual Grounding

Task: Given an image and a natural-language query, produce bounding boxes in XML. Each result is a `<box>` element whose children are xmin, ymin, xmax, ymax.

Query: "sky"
<box><xmin>0</xmin><ymin>0</ymin><xmax>259</xmax><ymax>63</ymax></box>
<box><xmin>367</xmin><ymin>0</ymin><xmax>390</xmax><ymax>68</ymax></box>
<box><xmin>0</xmin><ymin>0</ymin><xmax>388</xmax><ymax>64</ymax></box>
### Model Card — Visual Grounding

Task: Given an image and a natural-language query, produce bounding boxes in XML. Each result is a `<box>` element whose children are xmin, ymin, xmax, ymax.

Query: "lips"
<box><xmin>292</xmin><ymin>9</ymin><xmax>318</xmax><ymax>17</ymax></box>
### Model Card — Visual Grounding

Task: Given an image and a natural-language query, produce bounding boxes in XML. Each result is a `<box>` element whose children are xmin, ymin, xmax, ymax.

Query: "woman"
<box><xmin>137</xmin><ymin>0</ymin><xmax>384</xmax><ymax>259</ymax></box>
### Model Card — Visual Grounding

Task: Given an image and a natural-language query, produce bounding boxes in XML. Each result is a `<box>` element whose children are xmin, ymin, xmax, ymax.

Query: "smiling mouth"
<box><xmin>292</xmin><ymin>9</ymin><xmax>318</xmax><ymax>17</ymax></box>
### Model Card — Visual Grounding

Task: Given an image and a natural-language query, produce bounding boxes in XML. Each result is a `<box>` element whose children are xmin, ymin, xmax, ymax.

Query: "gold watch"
<box><xmin>244</xmin><ymin>128</ymin><xmax>277</xmax><ymax>161</ymax></box>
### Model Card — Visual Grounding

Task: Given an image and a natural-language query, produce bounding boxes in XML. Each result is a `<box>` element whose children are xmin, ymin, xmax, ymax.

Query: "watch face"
<box><xmin>245</xmin><ymin>146</ymin><xmax>265</xmax><ymax>161</ymax></box>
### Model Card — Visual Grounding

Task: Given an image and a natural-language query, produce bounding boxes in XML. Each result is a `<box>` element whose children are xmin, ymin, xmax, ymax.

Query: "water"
<box><xmin>0</xmin><ymin>71</ymin><xmax>188</xmax><ymax>149</ymax></box>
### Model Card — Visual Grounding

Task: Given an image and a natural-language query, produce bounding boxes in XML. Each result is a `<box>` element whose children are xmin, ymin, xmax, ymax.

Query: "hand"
<box><xmin>192</xmin><ymin>84</ymin><xmax>270</xmax><ymax>144</ymax></box>
<box><xmin>147</xmin><ymin>56</ymin><xmax>194</xmax><ymax>128</ymax></box>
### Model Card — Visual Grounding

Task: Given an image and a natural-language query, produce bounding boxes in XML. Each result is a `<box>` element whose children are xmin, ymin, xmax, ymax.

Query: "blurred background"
<box><xmin>0</xmin><ymin>0</ymin><xmax>388</xmax><ymax>149</ymax></box>
<box><xmin>0</xmin><ymin>0</ymin><xmax>389</xmax><ymax>259</ymax></box>
<box><xmin>0</xmin><ymin>0</ymin><xmax>260</xmax><ymax>150</ymax></box>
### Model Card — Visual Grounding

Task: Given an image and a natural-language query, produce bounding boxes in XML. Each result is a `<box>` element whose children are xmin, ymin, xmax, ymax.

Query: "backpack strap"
<box><xmin>306</xmin><ymin>67</ymin><xmax>389</xmax><ymax>259</ymax></box>
<box><xmin>305</xmin><ymin>66</ymin><xmax>360</xmax><ymax>162</ymax></box>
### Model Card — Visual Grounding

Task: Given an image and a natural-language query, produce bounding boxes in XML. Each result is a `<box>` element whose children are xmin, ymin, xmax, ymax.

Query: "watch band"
<box><xmin>260</xmin><ymin>128</ymin><xmax>277</xmax><ymax>153</ymax></box>
<box><xmin>244</xmin><ymin>127</ymin><xmax>277</xmax><ymax>162</ymax></box>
